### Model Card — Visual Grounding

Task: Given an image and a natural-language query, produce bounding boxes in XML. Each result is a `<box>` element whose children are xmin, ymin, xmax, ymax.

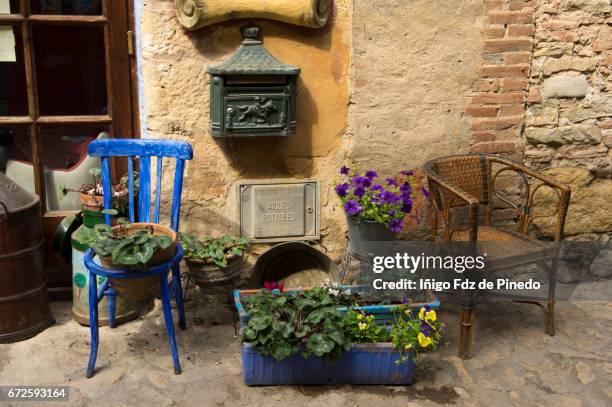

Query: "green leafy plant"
<box><xmin>179</xmin><ymin>233</ymin><xmax>249</xmax><ymax>268</ymax></box>
<box><xmin>241</xmin><ymin>284</ymin><xmax>444</xmax><ymax>365</ymax></box>
<box><xmin>241</xmin><ymin>286</ymin><xmax>356</xmax><ymax>361</ymax></box>
<box><xmin>91</xmin><ymin>223</ymin><xmax>173</xmax><ymax>268</ymax></box>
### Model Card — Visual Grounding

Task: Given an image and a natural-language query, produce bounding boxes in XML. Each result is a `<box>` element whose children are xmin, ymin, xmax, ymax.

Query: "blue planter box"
<box><xmin>241</xmin><ymin>342</ymin><xmax>414</xmax><ymax>385</ymax></box>
<box><xmin>234</xmin><ymin>285</ymin><xmax>439</xmax><ymax>330</ymax></box>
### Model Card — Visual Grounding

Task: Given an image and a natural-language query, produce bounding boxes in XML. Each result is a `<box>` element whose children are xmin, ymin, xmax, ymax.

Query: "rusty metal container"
<box><xmin>0</xmin><ymin>173</ymin><xmax>51</xmax><ymax>343</ymax></box>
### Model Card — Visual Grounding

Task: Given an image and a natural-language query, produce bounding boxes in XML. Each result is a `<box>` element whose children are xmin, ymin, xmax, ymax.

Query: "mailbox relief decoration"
<box><xmin>208</xmin><ymin>26</ymin><xmax>301</xmax><ymax>137</ymax></box>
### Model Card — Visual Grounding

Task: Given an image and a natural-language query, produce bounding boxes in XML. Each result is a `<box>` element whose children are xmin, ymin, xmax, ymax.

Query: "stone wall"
<box><xmin>524</xmin><ymin>0</ymin><xmax>611</xmax><ymax>239</ymax></box>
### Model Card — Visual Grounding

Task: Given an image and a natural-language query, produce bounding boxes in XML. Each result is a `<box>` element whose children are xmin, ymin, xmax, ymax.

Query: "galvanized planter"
<box><xmin>346</xmin><ymin>216</ymin><xmax>396</xmax><ymax>259</ymax></box>
<box><xmin>71</xmin><ymin>225</ymin><xmax>142</xmax><ymax>326</ymax></box>
<box><xmin>241</xmin><ymin>342</ymin><xmax>415</xmax><ymax>385</ymax></box>
<box><xmin>234</xmin><ymin>285</ymin><xmax>440</xmax><ymax>331</ymax></box>
<box><xmin>186</xmin><ymin>255</ymin><xmax>243</xmax><ymax>289</ymax></box>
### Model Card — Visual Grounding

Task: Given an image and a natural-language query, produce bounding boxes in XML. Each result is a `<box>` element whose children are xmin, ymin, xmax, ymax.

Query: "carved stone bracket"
<box><xmin>174</xmin><ymin>0</ymin><xmax>331</xmax><ymax>30</ymax></box>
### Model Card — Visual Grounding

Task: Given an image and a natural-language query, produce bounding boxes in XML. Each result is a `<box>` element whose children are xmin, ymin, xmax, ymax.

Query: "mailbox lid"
<box><xmin>237</xmin><ymin>179</ymin><xmax>320</xmax><ymax>243</ymax></box>
<box><xmin>208</xmin><ymin>27</ymin><xmax>300</xmax><ymax>76</ymax></box>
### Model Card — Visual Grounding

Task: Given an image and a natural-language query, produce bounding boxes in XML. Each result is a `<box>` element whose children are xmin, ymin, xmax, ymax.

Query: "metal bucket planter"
<box><xmin>234</xmin><ymin>285</ymin><xmax>439</xmax><ymax>332</ymax></box>
<box><xmin>241</xmin><ymin>342</ymin><xmax>414</xmax><ymax>385</ymax></box>
<box><xmin>100</xmin><ymin>223</ymin><xmax>177</xmax><ymax>302</ymax></box>
<box><xmin>346</xmin><ymin>216</ymin><xmax>396</xmax><ymax>259</ymax></box>
<box><xmin>186</xmin><ymin>255</ymin><xmax>244</xmax><ymax>289</ymax></box>
<box><xmin>71</xmin><ymin>225</ymin><xmax>142</xmax><ymax>326</ymax></box>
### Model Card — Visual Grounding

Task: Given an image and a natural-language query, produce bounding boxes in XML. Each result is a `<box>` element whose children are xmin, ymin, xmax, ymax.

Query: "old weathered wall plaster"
<box><xmin>137</xmin><ymin>0</ymin><xmax>487</xmax><ymax>258</ymax></box>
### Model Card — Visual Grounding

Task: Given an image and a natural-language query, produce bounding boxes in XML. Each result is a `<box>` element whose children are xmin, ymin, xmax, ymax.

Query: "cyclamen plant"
<box><xmin>335</xmin><ymin>164</ymin><xmax>429</xmax><ymax>232</ymax></box>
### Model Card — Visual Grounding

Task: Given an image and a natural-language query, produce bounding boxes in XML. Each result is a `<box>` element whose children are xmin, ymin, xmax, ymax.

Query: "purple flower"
<box><xmin>385</xmin><ymin>325</ymin><xmax>392</xmax><ymax>333</ymax></box>
<box><xmin>399</xmin><ymin>182</ymin><xmax>412</xmax><ymax>195</ymax></box>
<box><xmin>352</xmin><ymin>176</ymin><xmax>371</xmax><ymax>187</ymax></box>
<box><xmin>421</xmin><ymin>186</ymin><xmax>430</xmax><ymax>199</ymax></box>
<box><xmin>421</xmin><ymin>321</ymin><xmax>432</xmax><ymax>337</ymax></box>
<box><xmin>365</xmin><ymin>170</ymin><xmax>378</xmax><ymax>180</ymax></box>
<box><xmin>370</xmin><ymin>184</ymin><xmax>384</xmax><ymax>193</ymax></box>
<box><xmin>388</xmin><ymin>209</ymin><xmax>396</xmax><ymax>217</ymax></box>
<box><xmin>340</xmin><ymin>165</ymin><xmax>350</xmax><ymax>175</ymax></box>
<box><xmin>344</xmin><ymin>200</ymin><xmax>363</xmax><ymax>216</ymax></box>
<box><xmin>381</xmin><ymin>191</ymin><xmax>399</xmax><ymax>204</ymax></box>
<box><xmin>401</xmin><ymin>170</ymin><xmax>415</xmax><ymax>176</ymax></box>
<box><xmin>401</xmin><ymin>199</ymin><xmax>413</xmax><ymax>214</ymax></box>
<box><xmin>389</xmin><ymin>218</ymin><xmax>403</xmax><ymax>233</ymax></box>
<box><xmin>386</xmin><ymin>178</ymin><xmax>397</xmax><ymax>186</ymax></box>
<box><xmin>335</xmin><ymin>183</ymin><xmax>349</xmax><ymax>198</ymax></box>
<box><xmin>354</xmin><ymin>186</ymin><xmax>366</xmax><ymax>199</ymax></box>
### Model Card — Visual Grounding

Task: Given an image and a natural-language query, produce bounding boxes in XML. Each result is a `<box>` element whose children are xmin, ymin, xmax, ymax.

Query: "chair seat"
<box><xmin>449</xmin><ymin>226</ymin><xmax>557</xmax><ymax>269</ymax></box>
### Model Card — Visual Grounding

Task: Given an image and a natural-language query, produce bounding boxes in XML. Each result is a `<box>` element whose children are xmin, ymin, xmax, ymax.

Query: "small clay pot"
<box><xmin>79</xmin><ymin>188</ymin><xmax>128</xmax><ymax>212</ymax></box>
<box><xmin>100</xmin><ymin>223</ymin><xmax>178</xmax><ymax>301</ymax></box>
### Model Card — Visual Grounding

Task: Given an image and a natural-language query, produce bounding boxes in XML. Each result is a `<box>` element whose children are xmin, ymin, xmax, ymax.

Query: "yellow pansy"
<box><xmin>367</xmin><ymin>315</ymin><xmax>375</xmax><ymax>322</ymax></box>
<box><xmin>418</xmin><ymin>307</ymin><xmax>426</xmax><ymax>320</ymax></box>
<box><xmin>358</xmin><ymin>322</ymin><xmax>367</xmax><ymax>331</ymax></box>
<box><xmin>425</xmin><ymin>310</ymin><xmax>437</xmax><ymax>322</ymax></box>
<box><xmin>404</xmin><ymin>343</ymin><xmax>413</xmax><ymax>351</ymax></box>
<box><xmin>418</xmin><ymin>332</ymin><xmax>432</xmax><ymax>347</ymax></box>
<box><xmin>356</xmin><ymin>313</ymin><xmax>363</xmax><ymax>321</ymax></box>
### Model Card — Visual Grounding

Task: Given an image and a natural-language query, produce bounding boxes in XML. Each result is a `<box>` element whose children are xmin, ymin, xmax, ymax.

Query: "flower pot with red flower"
<box><xmin>334</xmin><ymin>165</ymin><xmax>429</xmax><ymax>259</ymax></box>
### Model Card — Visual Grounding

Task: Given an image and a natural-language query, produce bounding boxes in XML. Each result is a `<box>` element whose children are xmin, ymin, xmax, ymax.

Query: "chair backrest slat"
<box><xmin>138</xmin><ymin>156</ymin><xmax>151</xmax><ymax>222</ymax></box>
<box><xmin>154</xmin><ymin>157</ymin><xmax>163</xmax><ymax>224</ymax></box>
<box><xmin>171</xmin><ymin>159</ymin><xmax>185</xmax><ymax>231</ymax></box>
<box><xmin>101</xmin><ymin>157</ymin><xmax>113</xmax><ymax>225</ymax></box>
<box><xmin>88</xmin><ymin>139</ymin><xmax>193</xmax><ymax>232</ymax></box>
<box><xmin>127</xmin><ymin>156</ymin><xmax>135</xmax><ymax>223</ymax></box>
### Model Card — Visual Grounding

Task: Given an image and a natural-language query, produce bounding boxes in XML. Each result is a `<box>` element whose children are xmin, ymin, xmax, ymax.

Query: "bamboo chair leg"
<box><xmin>458</xmin><ymin>307</ymin><xmax>475</xmax><ymax>360</ymax></box>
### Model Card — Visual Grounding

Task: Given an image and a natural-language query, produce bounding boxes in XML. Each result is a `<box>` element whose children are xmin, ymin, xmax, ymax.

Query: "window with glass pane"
<box><xmin>33</xmin><ymin>25</ymin><xmax>107</xmax><ymax>116</ymax></box>
<box><xmin>0</xmin><ymin>25</ymin><xmax>28</xmax><ymax>116</ymax></box>
<box><xmin>40</xmin><ymin>124</ymin><xmax>109</xmax><ymax>210</ymax></box>
<box><xmin>1</xmin><ymin>126</ymin><xmax>35</xmax><ymax>194</ymax></box>
<box><xmin>30</xmin><ymin>0</ymin><xmax>102</xmax><ymax>15</ymax></box>
<box><xmin>0</xmin><ymin>0</ymin><xmax>20</xmax><ymax>14</ymax></box>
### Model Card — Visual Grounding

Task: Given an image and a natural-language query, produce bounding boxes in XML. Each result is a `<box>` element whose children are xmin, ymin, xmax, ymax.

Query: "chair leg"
<box><xmin>172</xmin><ymin>264</ymin><xmax>187</xmax><ymax>330</ymax></box>
<box><xmin>86</xmin><ymin>271</ymin><xmax>100</xmax><ymax>378</ymax></box>
<box><xmin>458</xmin><ymin>307</ymin><xmax>475</xmax><ymax>360</ymax></box>
<box><xmin>160</xmin><ymin>274</ymin><xmax>182</xmax><ymax>375</ymax></box>
<box><xmin>546</xmin><ymin>255</ymin><xmax>558</xmax><ymax>336</ymax></box>
<box><xmin>106</xmin><ymin>284</ymin><xmax>116</xmax><ymax>329</ymax></box>
<box><xmin>545</xmin><ymin>300</ymin><xmax>555</xmax><ymax>336</ymax></box>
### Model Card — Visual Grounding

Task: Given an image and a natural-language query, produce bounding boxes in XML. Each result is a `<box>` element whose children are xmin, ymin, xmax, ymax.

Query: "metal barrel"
<box><xmin>0</xmin><ymin>173</ymin><xmax>51</xmax><ymax>343</ymax></box>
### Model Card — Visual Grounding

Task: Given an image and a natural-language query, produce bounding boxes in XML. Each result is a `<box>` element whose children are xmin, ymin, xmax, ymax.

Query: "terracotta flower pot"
<box><xmin>79</xmin><ymin>188</ymin><xmax>129</xmax><ymax>212</ymax></box>
<box><xmin>99</xmin><ymin>223</ymin><xmax>178</xmax><ymax>301</ymax></box>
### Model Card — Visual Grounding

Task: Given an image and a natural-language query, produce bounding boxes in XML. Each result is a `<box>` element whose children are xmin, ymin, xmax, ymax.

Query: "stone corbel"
<box><xmin>174</xmin><ymin>0</ymin><xmax>331</xmax><ymax>30</ymax></box>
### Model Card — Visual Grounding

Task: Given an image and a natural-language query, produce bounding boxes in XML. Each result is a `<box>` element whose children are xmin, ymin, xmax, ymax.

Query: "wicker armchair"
<box><xmin>422</xmin><ymin>154</ymin><xmax>571</xmax><ymax>359</ymax></box>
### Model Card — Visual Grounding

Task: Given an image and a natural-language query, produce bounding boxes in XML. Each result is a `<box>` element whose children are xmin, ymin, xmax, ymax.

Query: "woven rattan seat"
<box><xmin>451</xmin><ymin>226</ymin><xmax>556</xmax><ymax>264</ymax></box>
<box><xmin>422</xmin><ymin>154</ymin><xmax>571</xmax><ymax>359</ymax></box>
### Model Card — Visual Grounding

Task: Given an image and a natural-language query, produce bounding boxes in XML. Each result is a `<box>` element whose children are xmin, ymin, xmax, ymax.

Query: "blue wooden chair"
<box><xmin>83</xmin><ymin>139</ymin><xmax>193</xmax><ymax>378</ymax></box>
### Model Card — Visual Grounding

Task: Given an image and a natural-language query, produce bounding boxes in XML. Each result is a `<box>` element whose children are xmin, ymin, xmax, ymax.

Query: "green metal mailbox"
<box><xmin>208</xmin><ymin>26</ymin><xmax>301</xmax><ymax>137</ymax></box>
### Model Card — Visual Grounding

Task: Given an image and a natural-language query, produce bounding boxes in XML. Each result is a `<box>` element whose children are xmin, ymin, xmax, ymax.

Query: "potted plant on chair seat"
<box><xmin>179</xmin><ymin>233</ymin><xmax>249</xmax><ymax>289</ymax></box>
<box><xmin>87</xmin><ymin>218</ymin><xmax>178</xmax><ymax>301</ymax></box>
